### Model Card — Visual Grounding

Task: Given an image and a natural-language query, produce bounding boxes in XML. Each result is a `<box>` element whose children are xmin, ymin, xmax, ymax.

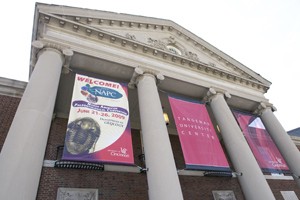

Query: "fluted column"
<box><xmin>257</xmin><ymin>102</ymin><xmax>300</xmax><ymax>186</ymax></box>
<box><xmin>0</xmin><ymin>41</ymin><xmax>73</xmax><ymax>200</ymax></box>
<box><xmin>130</xmin><ymin>67</ymin><xmax>183</xmax><ymax>200</ymax></box>
<box><xmin>207</xmin><ymin>88</ymin><xmax>275</xmax><ymax>200</ymax></box>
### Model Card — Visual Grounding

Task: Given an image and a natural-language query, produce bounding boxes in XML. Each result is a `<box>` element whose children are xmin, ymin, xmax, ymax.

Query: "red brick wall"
<box><xmin>37</xmin><ymin>168</ymin><xmax>148</xmax><ymax>200</ymax></box>
<box><xmin>268</xmin><ymin>179</ymin><xmax>300</xmax><ymax>200</ymax></box>
<box><xmin>180</xmin><ymin>176</ymin><xmax>244</xmax><ymax>199</ymax></box>
<box><xmin>1</xmin><ymin>95</ymin><xmax>300</xmax><ymax>200</ymax></box>
<box><xmin>39</xmin><ymin>119</ymin><xmax>148</xmax><ymax>200</ymax></box>
<box><xmin>0</xmin><ymin>95</ymin><xmax>20</xmax><ymax>152</ymax></box>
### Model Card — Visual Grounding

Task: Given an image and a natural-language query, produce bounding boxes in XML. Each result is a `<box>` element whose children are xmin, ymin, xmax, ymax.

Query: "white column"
<box><xmin>131</xmin><ymin>68</ymin><xmax>183</xmax><ymax>200</ymax></box>
<box><xmin>0</xmin><ymin>41</ymin><xmax>72</xmax><ymax>200</ymax></box>
<box><xmin>257</xmin><ymin>102</ymin><xmax>300</xmax><ymax>186</ymax></box>
<box><xmin>207</xmin><ymin>88</ymin><xmax>275</xmax><ymax>200</ymax></box>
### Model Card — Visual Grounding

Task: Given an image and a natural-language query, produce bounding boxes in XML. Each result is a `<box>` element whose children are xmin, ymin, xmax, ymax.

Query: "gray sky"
<box><xmin>1</xmin><ymin>0</ymin><xmax>299</xmax><ymax>131</ymax></box>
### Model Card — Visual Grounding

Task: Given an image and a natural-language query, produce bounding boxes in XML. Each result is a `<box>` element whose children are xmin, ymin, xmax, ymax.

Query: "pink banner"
<box><xmin>62</xmin><ymin>74</ymin><xmax>134</xmax><ymax>165</ymax></box>
<box><xmin>169</xmin><ymin>96</ymin><xmax>230</xmax><ymax>171</ymax></box>
<box><xmin>233</xmin><ymin>111</ymin><xmax>289</xmax><ymax>172</ymax></box>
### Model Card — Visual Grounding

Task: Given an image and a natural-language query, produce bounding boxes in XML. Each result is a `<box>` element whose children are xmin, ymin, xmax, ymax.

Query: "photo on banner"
<box><xmin>232</xmin><ymin>110</ymin><xmax>289</xmax><ymax>173</ymax></box>
<box><xmin>62</xmin><ymin>74</ymin><xmax>134</xmax><ymax>165</ymax></box>
<box><xmin>168</xmin><ymin>95</ymin><xmax>230</xmax><ymax>172</ymax></box>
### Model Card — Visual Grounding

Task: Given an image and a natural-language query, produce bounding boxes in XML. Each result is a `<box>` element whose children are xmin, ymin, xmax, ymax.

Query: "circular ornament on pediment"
<box><xmin>166</xmin><ymin>45</ymin><xmax>182</xmax><ymax>55</ymax></box>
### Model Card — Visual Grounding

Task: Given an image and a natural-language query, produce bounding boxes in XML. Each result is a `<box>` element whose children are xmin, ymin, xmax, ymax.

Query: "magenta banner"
<box><xmin>169</xmin><ymin>96</ymin><xmax>230</xmax><ymax>171</ymax></box>
<box><xmin>62</xmin><ymin>74</ymin><xmax>134</xmax><ymax>165</ymax></box>
<box><xmin>233</xmin><ymin>111</ymin><xmax>289</xmax><ymax>172</ymax></box>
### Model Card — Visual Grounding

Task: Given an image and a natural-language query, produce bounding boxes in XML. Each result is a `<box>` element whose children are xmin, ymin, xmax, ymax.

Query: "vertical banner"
<box><xmin>62</xmin><ymin>74</ymin><xmax>134</xmax><ymax>165</ymax></box>
<box><xmin>169</xmin><ymin>95</ymin><xmax>230</xmax><ymax>171</ymax></box>
<box><xmin>233</xmin><ymin>111</ymin><xmax>289</xmax><ymax>172</ymax></box>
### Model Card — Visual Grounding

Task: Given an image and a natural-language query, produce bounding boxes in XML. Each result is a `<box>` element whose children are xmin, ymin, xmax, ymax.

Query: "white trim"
<box><xmin>0</xmin><ymin>77</ymin><xmax>26</xmax><ymax>98</ymax></box>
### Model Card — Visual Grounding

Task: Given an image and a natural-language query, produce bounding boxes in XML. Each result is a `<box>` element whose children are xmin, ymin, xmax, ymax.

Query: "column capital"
<box><xmin>203</xmin><ymin>87</ymin><xmax>231</xmax><ymax>102</ymax></box>
<box><xmin>253</xmin><ymin>102</ymin><xmax>277</xmax><ymax>115</ymax></box>
<box><xmin>128</xmin><ymin>67</ymin><xmax>164</xmax><ymax>89</ymax></box>
<box><xmin>31</xmin><ymin>40</ymin><xmax>73</xmax><ymax>73</ymax></box>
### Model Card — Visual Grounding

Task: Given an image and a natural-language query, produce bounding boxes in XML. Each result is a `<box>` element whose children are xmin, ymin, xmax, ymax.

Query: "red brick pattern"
<box><xmin>37</xmin><ymin>168</ymin><xmax>148</xmax><ymax>200</ymax></box>
<box><xmin>1</xmin><ymin>95</ymin><xmax>300</xmax><ymax>200</ymax></box>
<box><xmin>268</xmin><ymin>179</ymin><xmax>300</xmax><ymax>200</ymax></box>
<box><xmin>180</xmin><ymin>176</ymin><xmax>244</xmax><ymax>200</ymax></box>
<box><xmin>40</xmin><ymin>119</ymin><xmax>148</xmax><ymax>200</ymax></box>
<box><xmin>0</xmin><ymin>95</ymin><xmax>20</xmax><ymax>152</ymax></box>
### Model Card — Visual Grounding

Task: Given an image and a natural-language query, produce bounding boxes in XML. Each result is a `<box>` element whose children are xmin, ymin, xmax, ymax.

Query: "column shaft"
<box><xmin>136</xmin><ymin>73</ymin><xmax>183</xmax><ymax>200</ymax></box>
<box><xmin>260</xmin><ymin>107</ymin><xmax>300</xmax><ymax>186</ymax></box>
<box><xmin>209</xmin><ymin>93</ymin><xmax>275</xmax><ymax>200</ymax></box>
<box><xmin>0</xmin><ymin>49</ymin><xmax>64</xmax><ymax>200</ymax></box>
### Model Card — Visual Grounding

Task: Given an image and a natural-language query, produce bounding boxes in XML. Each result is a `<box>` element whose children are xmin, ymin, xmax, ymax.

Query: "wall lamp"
<box><xmin>162</xmin><ymin>106</ymin><xmax>170</xmax><ymax>126</ymax></box>
<box><xmin>163</xmin><ymin>112</ymin><xmax>170</xmax><ymax>126</ymax></box>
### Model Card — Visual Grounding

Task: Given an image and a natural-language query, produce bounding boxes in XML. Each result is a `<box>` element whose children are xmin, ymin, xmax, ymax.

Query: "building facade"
<box><xmin>1</xmin><ymin>3</ymin><xmax>300</xmax><ymax>200</ymax></box>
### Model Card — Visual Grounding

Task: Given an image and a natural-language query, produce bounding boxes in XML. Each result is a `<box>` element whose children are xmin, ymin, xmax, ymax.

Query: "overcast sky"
<box><xmin>1</xmin><ymin>0</ymin><xmax>299</xmax><ymax>131</ymax></box>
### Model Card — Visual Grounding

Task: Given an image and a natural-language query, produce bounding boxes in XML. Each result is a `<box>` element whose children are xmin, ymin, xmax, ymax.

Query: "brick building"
<box><xmin>1</xmin><ymin>3</ymin><xmax>300</xmax><ymax>200</ymax></box>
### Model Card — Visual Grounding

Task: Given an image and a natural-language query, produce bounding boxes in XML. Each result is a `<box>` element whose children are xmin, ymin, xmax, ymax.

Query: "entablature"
<box><xmin>36</xmin><ymin>12</ymin><xmax>270</xmax><ymax>94</ymax></box>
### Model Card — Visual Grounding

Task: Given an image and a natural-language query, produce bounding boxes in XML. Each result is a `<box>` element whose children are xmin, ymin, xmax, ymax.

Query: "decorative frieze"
<box><xmin>125</xmin><ymin>33</ymin><xmax>136</xmax><ymax>40</ymax></box>
<box><xmin>73</xmin><ymin>24</ymin><xmax>79</xmax><ymax>31</ymax></box>
<box><xmin>148</xmin><ymin>38</ymin><xmax>168</xmax><ymax>51</ymax></box>
<box><xmin>43</xmin><ymin>13</ymin><xmax>264</xmax><ymax>87</ymax></box>
<box><xmin>147</xmin><ymin>37</ymin><xmax>200</xmax><ymax>62</ymax></box>
<box><xmin>132</xmin><ymin>43</ymin><xmax>138</xmax><ymax>50</ymax></box>
<box><xmin>185</xmin><ymin>51</ymin><xmax>199</xmax><ymax>62</ymax></box>
<box><xmin>85</xmin><ymin>29</ymin><xmax>92</xmax><ymax>35</ymax></box>
<box><xmin>98</xmin><ymin>33</ymin><xmax>104</xmax><ymax>39</ymax></box>
<box><xmin>87</xmin><ymin>18</ymin><xmax>93</xmax><ymax>23</ymax></box>
<box><xmin>38</xmin><ymin>12</ymin><xmax>268</xmax><ymax>92</ymax></box>
<box><xmin>59</xmin><ymin>20</ymin><xmax>65</xmax><ymax>27</ymax></box>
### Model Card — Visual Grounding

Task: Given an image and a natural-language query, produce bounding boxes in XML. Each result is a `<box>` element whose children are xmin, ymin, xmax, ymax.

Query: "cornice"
<box><xmin>290</xmin><ymin>136</ymin><xmax>300</xmax><ymax>146</ymax></box>
<box><xmin>58</xmin><ymin>13</ymin><xmax>270</xmax><ymax>85</ymax></box>
<box><xmin>0</xmin><ymin>77</ymin><xmax>27</xmax><ymax>98</ymax></box>
<box><xmin>38</xmin><ymin>12</ymin><xmax>269</xmax><ymax>93</ymax></box>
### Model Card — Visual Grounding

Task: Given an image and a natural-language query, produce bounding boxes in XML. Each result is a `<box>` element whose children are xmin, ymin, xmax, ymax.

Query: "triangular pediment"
<box><xmin>34</xmin><ymin>3</ymin><xmax>271</xmax><ymax>91</ymax></box>
<box><xmin>95</xmin><ymin>27</ymin><xmax>241</xmax><ymax>75</ymax></box>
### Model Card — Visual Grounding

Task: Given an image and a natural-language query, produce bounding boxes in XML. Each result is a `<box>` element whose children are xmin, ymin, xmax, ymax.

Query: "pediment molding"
<box><xmin>0</xmin><ymin>77</ymin><xmax>27</xmax><ymax>98</ymax></box>
<box><xmin>36</xmin><ymin>8</ymin><xmax>270</xmax><ymax>93</ymax></box>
